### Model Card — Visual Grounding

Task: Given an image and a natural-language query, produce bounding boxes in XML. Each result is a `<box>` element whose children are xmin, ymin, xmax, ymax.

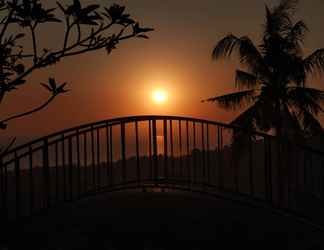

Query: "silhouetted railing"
<box><xmin>1</xmin><ymin>116</ymin><xmax>324</xmax><ymax>226</ymax></box>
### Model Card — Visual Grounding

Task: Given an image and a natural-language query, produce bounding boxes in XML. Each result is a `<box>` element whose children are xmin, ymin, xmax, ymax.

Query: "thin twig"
<box><xmin>0</xmin><ymin>95</ymin><xmax>56</xmax><ymax>125</ymax></box>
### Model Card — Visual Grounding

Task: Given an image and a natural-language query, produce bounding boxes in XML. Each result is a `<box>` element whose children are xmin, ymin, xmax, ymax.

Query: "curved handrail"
<box><xmin>3</xmin><ymin>115</ymin><xmax>324</xmax><ymax>158</ymax></box>
<box><xmin>3</xmin><ymin>115</ymin><xmax>275</xmax><ymax>156</ymax></box>
<box><xmin>0</xmin><ymin>115</ymin><xmax>324</xmax><ymax>227</ymax></box>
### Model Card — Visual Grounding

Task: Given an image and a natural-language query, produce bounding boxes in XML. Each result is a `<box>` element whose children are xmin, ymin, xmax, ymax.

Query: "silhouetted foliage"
<box><xmin>204</xmin><ymin>0</ymin><xmax>324</xmax><ymax>142</ymax></box>
<box><xmin>0</xmin><ymin>0</ymin><xmax>153</xmax><ymax>153</ymax></box>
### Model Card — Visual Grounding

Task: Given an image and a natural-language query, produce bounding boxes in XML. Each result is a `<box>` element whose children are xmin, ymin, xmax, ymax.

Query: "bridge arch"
<box><xmin>0</xmin><ymin>116</ymin><xmax>324</xmax><ymax>227</ymax></box>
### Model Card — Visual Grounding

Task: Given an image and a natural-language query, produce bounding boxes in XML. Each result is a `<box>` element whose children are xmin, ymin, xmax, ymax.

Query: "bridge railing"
<box><xmin>0</xmin><ymin>116</ymin><xmax>324</xmax><ymax>224</ymax></box>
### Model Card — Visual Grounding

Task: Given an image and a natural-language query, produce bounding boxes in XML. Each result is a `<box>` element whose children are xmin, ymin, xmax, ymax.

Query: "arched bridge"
<box><xmin>1</xmin><ymin>116</ymin><xmax>324</xmax><ymax>227</ymax></box>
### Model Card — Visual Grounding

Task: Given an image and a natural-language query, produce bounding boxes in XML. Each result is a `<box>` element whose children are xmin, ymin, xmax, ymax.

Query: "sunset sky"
<box><xmin>1</xmin><ymin>0</ymin><xmax>324</xmax><ymax>141</ymax></box>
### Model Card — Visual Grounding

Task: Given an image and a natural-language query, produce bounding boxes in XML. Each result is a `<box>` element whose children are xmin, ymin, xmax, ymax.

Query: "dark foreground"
<box><xmin>2</xmin><ymin>190</ymin><xmax>324</xmax><ymax>250</ymax></box>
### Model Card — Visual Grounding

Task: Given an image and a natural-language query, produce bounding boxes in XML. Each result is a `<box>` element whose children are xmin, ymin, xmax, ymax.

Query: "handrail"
<box><xmin>0</xmin><ymin>115</ymin><xmax>323</xmax><ymax>228</ymax></box>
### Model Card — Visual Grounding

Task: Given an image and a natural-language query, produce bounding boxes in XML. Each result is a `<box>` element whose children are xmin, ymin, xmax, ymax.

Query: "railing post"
<box><xmin>76</xmin><ymin>130</ymin><xmax>81</xmax><ymax>199</ymax></box>
<box><xmin>163</xmin><ymin>119</ymin><xmax>168</xmax><ymax>180</ymax></box>
<box><xmin>170</xmin><ymin>120</ymin><xmax>174</xmax><ymax>179</ymax></box>
<box><xmin>193</xmin><ymin>122</ymin><xmax>196</xmax><ymax>185</ymax></box>
<box><xmin>83</xmin><ymin>133</ymin><xmax>88</xmax><ymax>192</ymax></box>
<box><xmin>268</xmin><ymin>138</ymin><xmax>273</xmax><ymax>202</ymax></box>
<box><xmin>43</xmin><ymin>138</ymin><xmax>50</xmax><ymax>209</ymax></box>
<box><xmin>68</xmin><ymin>137</ymin><xmax>73</xmax><ymax>201</ymax></box>
<box><xmin>179</xmin><ymin>120</ymin><xmax>183</xmax><ymax>180</ymax></box>
<box><xmin>0</xmin><ymin>156</ymin><xmax>7</xmax><ymax>222</ymax></box>
<box><xmin>201</xmin><ymin>123</ymin><xmax>206</xmax><ymax>187</ymax></box>
<box><xmin>61</xmin><ymin>135</ymin><xmax>67</xmax><ymax>201</ymax></box>
<box><xmin>109</xmin><ymin>127</ymin><xmax>113</xmax><ymax>187</ymax></box>
<box><xmin>152</xmin><ymin>119</ymin><xmax>158</xmax><ymax>183</ymax></box>
<box><xmin>121</xmin><ymin>122</ymin><xmax>126</xmax><ymax>184</ymax></box>
<box><xmin>54</xmin><ymin>142</ymin><xmax>59</xmax><ymax>203</ymax></box>
<box><xmin>29</xmin><ymin>146</ymin><xmax>34</xmax><ymax>215</ymax></box>
<box><xmin>96</xmin><ymin>128</ymin><xmax>101</xmax><ymax>190</ymax></box>
<box><xmin>217</xmin><ymin>126</ymin><xmax>223</xmax><ymax>190</ymax></box>
<box><xmin>106</xmin><ymin>123</ymin><xmax>111</xmax><ymax>187</ymax></box>
<box><xmin>186</xmin><ymin>121</ymin><xmax>190</xmax><ymax>188</ymax></box>
<box><xmin>249</xmin><ymin>133</ymin><xmax>254</xmax><ymax>196</ymax></box>
<box><xmin>135</xmin><ymin>121</ymin><xmax>141</xmax><ymax>184</ymax></box>
<box><xmin>91</xmin><ymin>126</ymin><xmax>96</xmax><ymax>189</ymax></box>
<box><xmin>149</xmin><ymin>120</ymin><xmax>152</xmax><ymax>180</ymax></box>
<box><xmin>206</xmin><ymin>124</ymin><xmax>210</xmax><ymax>185</ymax></box>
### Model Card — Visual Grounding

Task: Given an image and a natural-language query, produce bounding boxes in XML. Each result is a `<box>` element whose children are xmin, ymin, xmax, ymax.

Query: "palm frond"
<box><xmin>212</xmin><ymin>34</ymin><xmax>240</xmax><ymax>60</ymax></box>
<box><xmin>298</xmin><ymin>108</ymin><xmax>323</xmax><ymax>137</ymax></box>
<box><xmin>303</xmin><ymin>49</ymin><xmax>324</xmax><ymax>76</ymax></box>
<box><xmin>264</xmin><ymin>0</ymin><xmax>298</xmax><ymax>40</ymax></box>
<box><xmin>235</xmin><ymin>70</ymin><xmax>258</xmax><ymax>89</ymax></box>
<box><xmin>274</xmin><ymin>0</ymin><xmax>298</xmax><ymax>15</ymax></box>
<box><xmin>286</xmin><ymin>20</ymin><xmax>308</xmax><ymax>44</ymax></box>
<box><xmin>202</xmin><ymin>90</ymin><xmax>257</xmax><ymax>111</ymax></box>
<box><xmin>213</xmin><ymin>35</ymin><xmax>269</xmax><ymax>79</ymax></box>
<box><xmin>237</xmin><ymin>36</ymin><xmax>268</xmax><ymax>75</ymax></box>
<box><xmin>230</xmin><ymin>101</ymin><xmax>259</xmax><ymax>129</ymax></box>
<box><xmin>288</xmin><ymin>87</ymin><xmax>324</xmax><ymax>115</ymax></box>
<box><xmin>281</xmin><ymin>103</ymin><xmax>303</xmax><ymax>137</ymax></box>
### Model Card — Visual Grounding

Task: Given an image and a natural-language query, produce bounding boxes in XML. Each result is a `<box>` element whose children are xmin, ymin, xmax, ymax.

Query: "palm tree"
<box><xmin>204</xmin><ymin>0</ymin><xmax>324</xmax><ymax>142</ymax></box>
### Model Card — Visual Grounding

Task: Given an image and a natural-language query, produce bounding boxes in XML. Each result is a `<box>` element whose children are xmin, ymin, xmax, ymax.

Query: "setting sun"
<box><xmin>152</xmin><ymin>89</ymin><xmax>168</xmax><ymax>104</ymax></box>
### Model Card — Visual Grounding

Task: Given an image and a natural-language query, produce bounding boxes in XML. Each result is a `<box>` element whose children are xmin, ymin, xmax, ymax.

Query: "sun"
<box><xmin>152</xmin><ymin>89</ymin><xmax>168</xmax><ymax>104</ymax></box>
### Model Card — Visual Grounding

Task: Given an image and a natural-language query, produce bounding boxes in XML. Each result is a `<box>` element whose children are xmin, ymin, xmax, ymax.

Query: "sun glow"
<box><xmin>152</xmin><ymin>89</ymin><xmax>168</xmax><ymax>104</ymax></box>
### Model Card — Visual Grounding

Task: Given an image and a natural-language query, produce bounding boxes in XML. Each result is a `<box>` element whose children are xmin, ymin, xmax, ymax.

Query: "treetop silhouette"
<box><xmin>204</xmin><ymin>0</ymin><xmax>324</xmax><ymax>141</ymax></box>
<box><xmin>0</xmin><ymin>0</ymin><xmax>153</xmax><ymax>153</ymax></box>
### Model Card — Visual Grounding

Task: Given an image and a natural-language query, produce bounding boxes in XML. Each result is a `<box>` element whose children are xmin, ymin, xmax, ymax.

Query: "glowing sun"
<box><xmin>152</xmin><ymin>89</ymin><xmax>168</xmax><ymax>104</ymax></box>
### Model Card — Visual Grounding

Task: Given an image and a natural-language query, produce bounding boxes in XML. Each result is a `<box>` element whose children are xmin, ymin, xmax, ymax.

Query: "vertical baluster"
<box><xmin>322</xmin><ymin>159</ymin><xmax>324</xmax><ymax>200</ymax></box>
<box><xmin>43</xmin><ymin>139</ymin><xmax>50</xmax><ymax>209</ymax></box>
<box><xmin>201</xmin><ymin>123</ymin><xmax>206</xmax><ymax>186</ymax></box>
<box><xmin>186</xmin><ymin>121</ymin><xmax>190</xmax><ymax>187</ymax></box>
<box><xmin>193</xmin><ymin>122</ymin><xmax>196</xmax><ymax>185</ymax></box>
<box><xmin>76</xmin><ymin>130</ymin><xmax>81</xmax><ymax>198</ymax></box>
<box><xmin>149</xmin><ymin>121</ymin><xmax>152</xmax><ymax>180</ymax></box>
<box><xmin>83</xmin><ymin>133</ymin><xmax>88</xmax><ymax>193</ymax></box>
<box><xmin>135</xmin><ymin>121</ymin><xmax>140</xmax><ymax>184</ymax></box>
<box><xmin>109</xmin><ymin>126</ymin><xmax>113</xmax><ymax>186</ymax></box>
<box><xmin>170</xmin><ymin>120</ymin><xmax>174</xmax><ymax>180</ymax></box>
<box><xmin>249</xmin><ymin>133</ymin><xmax>254</xmax><ymax>196</ymax></box>
<box><xmin>278</xmin><ymin>139</ymin><xmax>284</xmax><ymax>207</ymax></box>
<box><xmin>0</xmin><ymin>156</ymin><xmax>4</xmax><ymax>219</ymax></box>
<box><xmin>106</xmin><ymin>124</ymin><xmax>110</xmax><ymax>186</ymax></box>
<box><xmin>29</xmin><ymin>146</ymin><xmax>34</xmax><ymax>215</ymax></box>
<box><xmin>179</xmin><ymin>120</ymin><xmax>182</xmax><ymax>180</ymax></box>
<box><xmin>0</xmin><ymin>157</ymin><xmax>7</xmax><ymax>221</ymax></box>
<box><xmin>2</xmin><ymin>158</ymin><xmax>8</xmax><ymax>220</ymax></box>
<box><xmin>68</xmin><ymin>137</ymin><xmax>73</xmax><ymax>201</ymax></box>
<box><xmin>91</xmin><ymin>126</ymin><xmax>95</xmax><ymax>189</ymax></box>
<box><xmin>264</xmin><ymin>137</ymin><xmax>269</xmax><ymax>201</ymax></box>
<box><xmin>206</xmin><ymin>124</ymin><xmax>210</xmax><ymax>185</ymax></box>
<box><xmin>14</xmin><ymin>152</ymin><xmax>21</xmax><ymax>218</ymax></box>
<box><xmin>233</xmin><ymin>132</ymin><xmax>239</xmax><ymax>193</ymax></box>
<box><xmin>152</xmin><ymin>119</ymin><xmax>158</xmax><ymax>183</ymax></box>
<box><xmin>268</xmin><ymin>138</ymin><xmax>273</xmax><ymax>202</ymax></box>
<box><xmin>61</xmin><ymin>135</ymin><xmax>66</xmax><ymax>201</ymax></box>
<box><xmin>217</xmin><ymin>127</ymin><xmax>223</xmax><ymax>190</ymax></box>
<box><xmin>96</xmin><ymin>128</ymin><xmax>101</xmax><ymax>189</ymax></box>
<box><xmin>55</xmin><ymin>142</ymin><xmax>59</xmax><ymax>202</ymax></box>
<box><xmin>163</xmin><ymin>120</ymin><xmax>168</xmax><ymax>180</ymax></box>
<box><xmin>121</xmin><ymin>122</ymin><xmax>126</xmax><ymax>184</ymax></box>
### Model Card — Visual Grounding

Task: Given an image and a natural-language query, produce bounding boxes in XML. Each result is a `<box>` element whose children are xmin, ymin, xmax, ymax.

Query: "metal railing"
<box><xmin>0</xmin><ymin>115</ymin><xmax>324</xmax><ymax>226</ymax></box>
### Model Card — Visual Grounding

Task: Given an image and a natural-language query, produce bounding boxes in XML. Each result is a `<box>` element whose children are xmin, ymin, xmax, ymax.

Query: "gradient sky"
<box><xmin>1</xmin><ymin>0</ymin><xmax>324</xmax><ymax>141</ymax></box>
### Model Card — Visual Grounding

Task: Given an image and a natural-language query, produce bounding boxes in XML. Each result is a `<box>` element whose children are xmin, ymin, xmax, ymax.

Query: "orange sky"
<box><xmin>1</xmin><ymin>0</ymin><xmax>324</xmax><ymax>142</ymax></box>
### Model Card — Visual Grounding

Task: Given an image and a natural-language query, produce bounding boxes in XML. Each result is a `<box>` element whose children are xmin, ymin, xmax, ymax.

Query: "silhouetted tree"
<box><xmin>204</xmin><ymin>0</ymin><xmax>324</xmax><ymax>142</ymax></box>
<box><xmin>0</xmin><ymin>0</ymin><xmax>153</xmax><ymax>153</ymax></box>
